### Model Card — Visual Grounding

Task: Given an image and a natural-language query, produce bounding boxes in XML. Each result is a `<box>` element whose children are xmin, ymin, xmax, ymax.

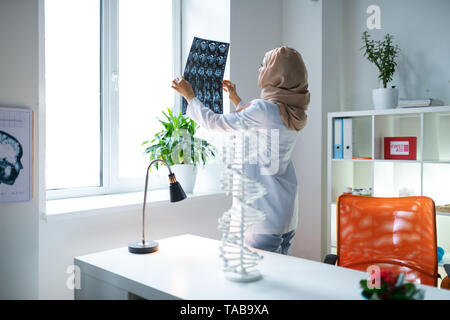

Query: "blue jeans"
<box><xmin>244</xmin><ymin>230</ymin><xmax>296</xmax><ymax>255</ymax></box>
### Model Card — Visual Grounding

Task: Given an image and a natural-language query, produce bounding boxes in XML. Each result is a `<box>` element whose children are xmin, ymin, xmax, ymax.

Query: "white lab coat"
<box><xmin>186</xmin><ymin>97</ymin><xmax>299</xmax><ymax>235</ymax></box>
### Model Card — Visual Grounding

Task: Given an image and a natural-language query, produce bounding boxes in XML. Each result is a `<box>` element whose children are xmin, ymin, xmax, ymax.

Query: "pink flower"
<box><xmin>380</xmin><ymin>271</ymin><xmax>397</xmax><ymax>288</ymax></box>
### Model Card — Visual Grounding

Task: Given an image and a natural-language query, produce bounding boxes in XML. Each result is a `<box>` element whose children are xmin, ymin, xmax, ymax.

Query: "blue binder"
<box><xmin>333</xmin><ymin>118</ymin><xmax>343</xmax><ymax>159</ymax></box>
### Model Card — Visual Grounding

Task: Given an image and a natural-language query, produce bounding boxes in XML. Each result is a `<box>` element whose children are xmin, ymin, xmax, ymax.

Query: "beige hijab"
<box><xmin>259</xmin><ymin>46</ymin><xmax>310</xmax><ymax>131</ymax></box>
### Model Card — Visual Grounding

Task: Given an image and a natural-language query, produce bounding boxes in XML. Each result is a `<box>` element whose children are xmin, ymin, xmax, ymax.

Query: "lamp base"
<box><xmin>128</xmin><ymin>240</ymin><xmax>159</xmax><ymax>254</ymax></box>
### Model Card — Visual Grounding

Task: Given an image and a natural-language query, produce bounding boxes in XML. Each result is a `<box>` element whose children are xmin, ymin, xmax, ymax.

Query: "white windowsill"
<box><xmin>43</xmin><ymin>190</ymin><xmax>228</xmax><ymax>222</ymax></box>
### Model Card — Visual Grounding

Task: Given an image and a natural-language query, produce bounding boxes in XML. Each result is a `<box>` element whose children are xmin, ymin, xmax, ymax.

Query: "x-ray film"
<box><xmin>182</xmin><ymin>37</ymin><xmax>230</xmax><ymax>114</ymax></box>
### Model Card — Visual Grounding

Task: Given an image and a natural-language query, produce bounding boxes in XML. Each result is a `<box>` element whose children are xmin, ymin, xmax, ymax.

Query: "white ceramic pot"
<box><xmin>171</xmin><ymin>164</ymin><xmax>197</xmax><ymax>194</ymax></box>
<box><xmin>372</xmin><ymin>87</ymin><xmax>399</xmax><ymax>109</ymax></box>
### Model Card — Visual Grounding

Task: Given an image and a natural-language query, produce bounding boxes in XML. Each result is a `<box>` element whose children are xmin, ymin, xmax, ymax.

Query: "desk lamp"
<box><xmin>128</xmin><ymin>159</ymin><xmax>186</xmax><ymax>254</ymax></box>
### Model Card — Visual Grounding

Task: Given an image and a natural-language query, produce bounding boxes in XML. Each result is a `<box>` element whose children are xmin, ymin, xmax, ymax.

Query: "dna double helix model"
<box><xmin>218</xmin><ymin>128</ymin><xmax>267</xmax><ymax>282</ymax></box>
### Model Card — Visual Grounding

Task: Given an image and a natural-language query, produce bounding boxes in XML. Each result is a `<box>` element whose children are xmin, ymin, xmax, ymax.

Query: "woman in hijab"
<box><xmin>171</xmin><ymin>46</ymin><xmax>310</xmax><ymax>255</ymax></box>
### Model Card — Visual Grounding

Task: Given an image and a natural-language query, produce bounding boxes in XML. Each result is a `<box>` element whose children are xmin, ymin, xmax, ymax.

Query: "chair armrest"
<box><xmin>324</xmin><ymin>254</ymin><xmax>337</xmax><ymax>265</ymax></box>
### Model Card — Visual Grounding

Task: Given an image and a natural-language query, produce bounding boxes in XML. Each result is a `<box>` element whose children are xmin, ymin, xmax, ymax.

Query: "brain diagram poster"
<box><xmin>182</xmin><ymin>37</ymin><xmax>230</xmax><ymax>114</ymax></box>
<box><xmin>0</xmin><ymin>107</ymin><xmax>32</xmax><ymax>203</ymax></box>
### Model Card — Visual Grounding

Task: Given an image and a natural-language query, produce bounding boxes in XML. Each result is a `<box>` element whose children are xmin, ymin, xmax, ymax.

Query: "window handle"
<box><xmin>112</xmin><ymin>72</ymin><xmax>119</xmax><ymax>92</ymax></box>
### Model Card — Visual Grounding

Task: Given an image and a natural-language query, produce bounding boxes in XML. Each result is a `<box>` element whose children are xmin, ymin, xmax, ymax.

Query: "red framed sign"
<box><xmin>384</xmin><ymin>137</ymin><xmax>417</xmax><ymax>160</ymax></box>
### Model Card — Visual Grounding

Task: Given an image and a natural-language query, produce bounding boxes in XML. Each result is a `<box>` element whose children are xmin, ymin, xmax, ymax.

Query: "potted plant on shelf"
<box><xmin>142</xmin><ymin>108</ymin><xmax>216</xmax><ymax>193</ymax></box>
<box><xmin>361</xmin><ymin>31</ymin><xmax>400</xmax><ymax>110</ymax></box>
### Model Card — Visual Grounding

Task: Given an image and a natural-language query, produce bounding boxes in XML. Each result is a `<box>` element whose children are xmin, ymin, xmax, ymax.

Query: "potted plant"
<box><xmin>361</xmin><ymin>31</ymin><xmax>400</xmax><ymax>109</ymax></box>
<box><xmin>360</xmin><ymin>271</ymin><xmax>425</xmax><ymax>300</ymax></box>
<box><xmin>142</xmin><ymin>108</ymin><xmax>216</xmax><ymax>193</ymax></box>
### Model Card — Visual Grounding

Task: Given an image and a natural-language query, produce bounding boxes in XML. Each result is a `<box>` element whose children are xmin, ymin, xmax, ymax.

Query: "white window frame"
<box><xmin>46</xmin><ymin>0</ymin><xmax>181</xmax><ymax>200</ymax></box>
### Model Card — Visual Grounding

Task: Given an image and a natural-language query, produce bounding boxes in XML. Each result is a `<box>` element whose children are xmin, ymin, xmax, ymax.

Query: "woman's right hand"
<box><xmin>172</xmin><ymin>76</ymin><xmax>196</xmax><ymax>103</ymax></box>
<box><xmin>222</xmin><ymin>80</ymin><xmax>242</xmax><ymax>107</ymax></box>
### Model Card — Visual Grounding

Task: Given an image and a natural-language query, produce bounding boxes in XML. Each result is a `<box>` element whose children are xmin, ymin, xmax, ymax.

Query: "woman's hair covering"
<box><xmin>259</xmin><ymin>46</ymin><xmax>310</xmax><ymax>131</ymax></box>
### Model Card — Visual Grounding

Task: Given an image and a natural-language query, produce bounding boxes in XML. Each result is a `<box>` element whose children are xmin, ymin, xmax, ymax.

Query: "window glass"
<box><xmin>45</xmin><ymin>0</ymin><xmax>101</xmax><ymax>190</ymax></box>
<box><xmin>118</xmin><ymin>0</ymin><xmax>173</xmax><ymax>179</ymax></box>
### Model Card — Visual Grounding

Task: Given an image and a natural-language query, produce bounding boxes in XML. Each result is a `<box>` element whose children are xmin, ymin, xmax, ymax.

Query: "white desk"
<box><xmin>74</xmin><ymin>234</ymin><xmax>450</xmax><ymax>300</ymax></box>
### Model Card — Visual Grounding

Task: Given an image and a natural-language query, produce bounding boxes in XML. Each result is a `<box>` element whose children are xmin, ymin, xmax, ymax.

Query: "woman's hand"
<box><xmin>222</xmin><ymin>80</ymin><xmax>242</xmax><ymax>107</ymax></box>
<box><xmin>172</xmin><ymin>76</ymin><xmax>196</xmax><ymax>103</ymax></box>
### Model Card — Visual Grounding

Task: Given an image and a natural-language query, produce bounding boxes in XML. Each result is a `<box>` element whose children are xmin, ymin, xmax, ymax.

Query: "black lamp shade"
<box><xmin>169</xmin><ymin>173</ymin><xmax>187</xmax><ymax>202</ymax></box>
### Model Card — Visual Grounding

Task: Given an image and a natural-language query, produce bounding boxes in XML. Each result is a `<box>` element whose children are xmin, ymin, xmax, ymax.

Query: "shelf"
<box><xmin>332</xmin><ymin>159</ymin><xmax>450</xmax><ymax>165</ymax></box>
<box><xmin>437</xmin><ymin>211</ymin><xmax>450</xmax><ymax>217</ymax></box>
<box><xmin>328</xmin><ymin>107</ymin><xmax>450</xmax><ymax>257</ymax></box>
<box><xmin>332</xmin><ymin>159</ymin><xmax>425</xmax><ymax>164</ymax></box>
<box><xmin>330</xmin><ymin>203</ymin><xmax>336</xmax><ymax>249</ymax></box>
<box><xmin>328</xmin><ymin>106</ymin><xmax>450</xmax><ymax>119</ymax></box>
<box><xmin>373</xmin><ymin>161</ymin><xmax>421</xmax><ymax>197</ymax></box>
<box><xmin>423</xmin><ymin>163</ymin><xmax>450</xmax><ymax>207</ymax></box>
<box><xmin>332</xmin><ymin>158</ymin><xmax>372</xmax><ymax>162</ymax></box>
<box><xmin>374</xmin><ymin>113</ymin><xmax>421</xmax><ymax>161</ymax></box>
<box><xmin>330</xmin><ymin>115</ymin><xmax>372</xmax><ymax>160</ymax></box>
<box><xmin>331</xmin><ymin>161</ymin><xmax>372</xmax><ymax>201</ymax></box>
<box><xmin>423</xmin><ymin>160</ymin><xmax>450</xmax><ymax>165</ymax></box>
<box><xmin>374</xmin><ymin>159</ymin><xmax>420</xmax><ymax>163</ymax></box>
<box><xmin>437</xmin><ymin>215</ymin><xmax>450</xmax><ymax>258</ymax></box>
<box><xmin>423</xmin><ymin>111</ymin><xmax>450</xmax><ymax>162</ymax></box>
<box><xmin>352</xmin><ymin>116</ymin><xmax>372</xmax><ymax>159</ymax></box>
<box><xmin>332</xmin><ymin>203</ymin><xmax>450</xmax><ymax>216</ymax></box>
<box><xmin>439</xmin><ymin>255</ymin><xmax>450</xmax><ymax>267</ymax></box>
<box><xmin>329</xmin><ymin>246</ymin><xmax>337</xmax><ymax>255</ymax></box>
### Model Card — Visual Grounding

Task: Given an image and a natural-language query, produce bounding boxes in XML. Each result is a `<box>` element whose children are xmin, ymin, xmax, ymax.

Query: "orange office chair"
<box><xmin>324</xmin><ymin>194</ymin><xmax>449</xmax><ymax>287</ymax></box>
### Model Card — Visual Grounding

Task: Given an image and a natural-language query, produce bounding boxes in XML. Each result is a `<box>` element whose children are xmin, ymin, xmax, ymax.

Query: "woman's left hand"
<box><xmin>222</xmin><ymin>80</ymin><xmax>242</xmax><ymax>107</ymax></box>
<box><xmin>171</xmin><ymin>76</ymin><xmax>196</xmax><ymax>102</ymax></box>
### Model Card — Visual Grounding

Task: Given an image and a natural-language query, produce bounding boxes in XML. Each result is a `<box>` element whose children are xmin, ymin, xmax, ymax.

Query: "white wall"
<box><xmin>322</xmin><ymin>0</ymin><xmax>344</xmax><ymax>113</ymax></box>
<box><xmin>282</xmin><ymin>0</ymin><xmax>324</xmax><ymax>261</ymax></box>
<box><xmin>321</xmin><ymin>0</ymin><xmax>344</xmax><ymax>256</ymax></box>
<box><xmin>340</xmin><ymin>0</ymin><xmax>450</xmax><ymax>109</ymax></box>
<box><xmin>39</xmin><ymin>194</ymin><xmax>231</xmax><ymax>299</ymax></box>
<box><xmin>229</xmin><ymin>0</ymin><xmax>282</xmax><ymax>103</ymax></box>
<box><xmin>0</xmin><ymin>0</ymin><xmax>40</xmax><ymax>299</ymax></box>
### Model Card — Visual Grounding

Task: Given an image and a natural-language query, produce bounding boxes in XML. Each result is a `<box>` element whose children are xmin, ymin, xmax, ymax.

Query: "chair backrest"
<box><xmin>336</xmin><ymin>194</ymin><xmax>438</xmax><ymax>286</ymax></box>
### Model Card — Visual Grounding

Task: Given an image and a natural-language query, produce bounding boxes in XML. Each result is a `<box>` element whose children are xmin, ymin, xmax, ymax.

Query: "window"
<box><xmin>45</xmin><ymin>0</ymin><xmax>101</xmax><ymax>191</ymax></box>
<box><xmin>45</xmin><ymin>0</ymin><xmax>180</xmax><ymax>199</ymax></box>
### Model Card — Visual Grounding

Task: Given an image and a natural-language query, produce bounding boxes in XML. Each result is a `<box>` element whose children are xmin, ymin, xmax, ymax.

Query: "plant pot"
<box><xmin>372</xmin><ymin>87</ymin><xmax>399</xmax><ymax>110</ymax></box>
<box><xmin>171</xmin><ymin>164</ymin><xmax>197</xmax><ymax>194</ymax></box>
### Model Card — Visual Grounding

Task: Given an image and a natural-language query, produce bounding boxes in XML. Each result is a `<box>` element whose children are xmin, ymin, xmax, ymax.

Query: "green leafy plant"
<box><xmin>361</xmin><ymin>31</ymin><xmax>400</xmax><ymax>88</ymax></box>
<box><xmin>360</xmin><ymin>271</ymin><xmax>425</xmax><ymax>300</ymax></box>
<box><xmin>142</xmin><ymin>108</ymin><xmax>216</xmax><ymax>170</ymax></box>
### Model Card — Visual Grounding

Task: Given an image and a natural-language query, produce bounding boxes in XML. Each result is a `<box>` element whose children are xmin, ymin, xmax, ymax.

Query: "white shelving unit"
<box><xmin>327</xmin><ymin>106</ymin><xmax>450</xmax><ymax>254</ymax></box>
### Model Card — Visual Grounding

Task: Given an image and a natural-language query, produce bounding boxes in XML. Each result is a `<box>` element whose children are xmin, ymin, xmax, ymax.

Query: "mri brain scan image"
<box><xmin>182</xmin><ymin>37</ymin><xmax>230</xmax><ymax>114</ymax></box>
<box><xmin>0</xmin><ymin>130</ymin><xmax>24</xmax><ymax>186</ymax></box>
<box><xmin>217</xmin><ymin>56</ymin><xmax>225</xmax><ymax>66</ymax></box>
